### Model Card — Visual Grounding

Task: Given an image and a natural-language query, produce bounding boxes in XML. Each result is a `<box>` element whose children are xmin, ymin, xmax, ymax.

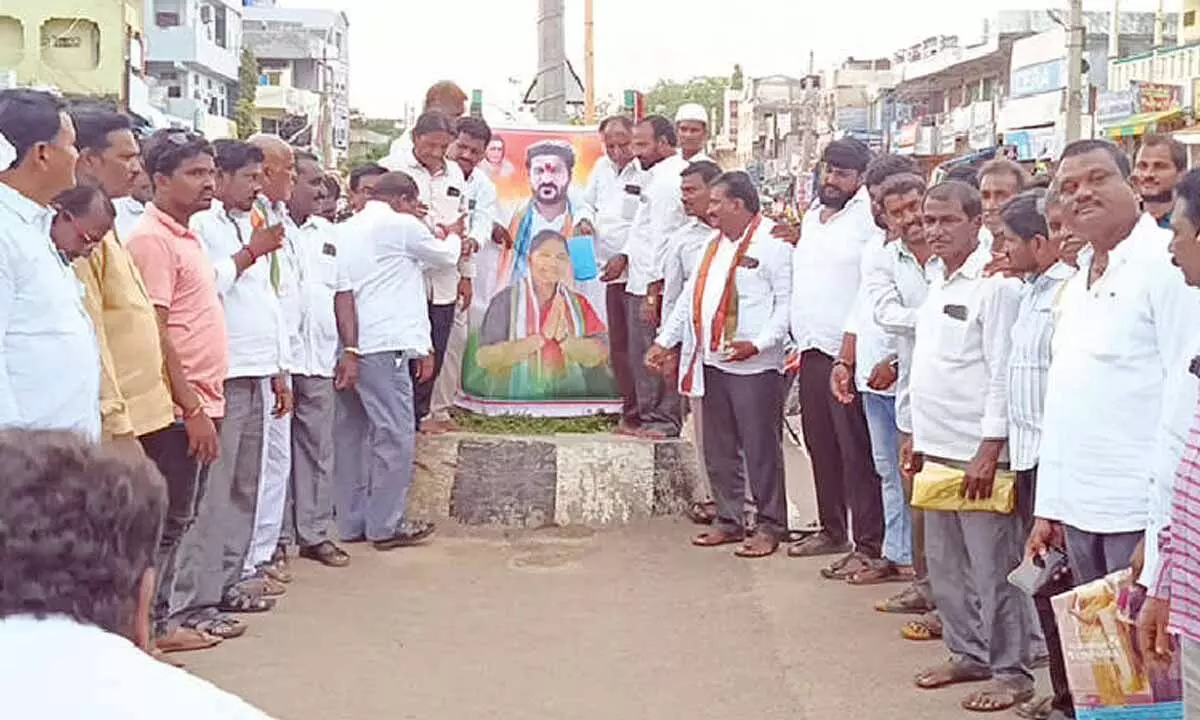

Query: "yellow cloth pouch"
<box><xmin>911</xmin><ymin>461</ymin><xmax>1016</xmax><ymax>514</ymax></box>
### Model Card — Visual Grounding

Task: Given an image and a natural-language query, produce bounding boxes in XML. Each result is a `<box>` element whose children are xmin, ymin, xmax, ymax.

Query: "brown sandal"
<box><xmin>902</xmin><ymin>612</ymin><xmax>944</xmax><ymax>641</ymax></box>
<box><xmin>914</xmin><ymin>658</ymin><xmax>992</xmax><ymax>689</ymax></box>
<box><xmin>692</xmin><ymin>528</ymin><xmax>745</xmax><ymax>547</ymax></box>
<box><xmin>734</xmin><ymin>531</ymin><xmax>779</xmax><ymax>559</ymax></box>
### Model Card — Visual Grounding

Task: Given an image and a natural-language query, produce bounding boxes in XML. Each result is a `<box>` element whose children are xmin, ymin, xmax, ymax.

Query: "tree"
<box><xmin>233</xmin><ymin>48</ymin><xmax>260</xmax><ymax>139</ymax></box>
<box><xmin>642</xmin><ymin>76</ymin><xmax>729</xmax><ymax>136</ymax></box>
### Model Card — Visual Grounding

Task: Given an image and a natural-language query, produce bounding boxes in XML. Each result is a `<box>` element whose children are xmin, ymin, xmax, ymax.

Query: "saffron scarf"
<box><xmin>679</xmin><ymin>215</ymin><xmax>762</xmax><ymax>395</ymax></box>
<box><xmin>496</xmin><ymin>200</ymin><xmax>574</xmax><ymax>289</ymax></box>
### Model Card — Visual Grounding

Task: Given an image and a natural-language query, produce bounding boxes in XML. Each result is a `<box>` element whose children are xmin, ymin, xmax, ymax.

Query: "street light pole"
<box><xmin>584</xmin><ymin>0</ymin><xmax>595</xmax><ymax>124</ymax></box>
<box><xmin>1065</xmin><ymin>0</ymin><xmax>1085</xmax><ymax>142</ymax></box>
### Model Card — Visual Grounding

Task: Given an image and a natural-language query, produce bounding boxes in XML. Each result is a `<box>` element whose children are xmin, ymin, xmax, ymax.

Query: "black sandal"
<box><xmin>184</xmin><ymin>614</ymin><xmax>246</xmax><ymax>640</ymax></box>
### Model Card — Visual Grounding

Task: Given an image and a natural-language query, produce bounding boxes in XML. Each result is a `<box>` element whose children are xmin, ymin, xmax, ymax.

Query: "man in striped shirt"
<box><xmin>1139</xmin><ymin>167</ymin><xmax>1200</xmax><ymax>715</ymax></box>
<box><xmin>997</xmin><ymin>190</ymin><xmax>1075</xmax><ymax>719</ymax></box>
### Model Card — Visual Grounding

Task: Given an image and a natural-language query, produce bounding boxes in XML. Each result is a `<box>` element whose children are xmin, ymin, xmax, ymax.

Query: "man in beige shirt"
<box><xmin>70</xmin><ymin>109</ymin><xmax>217</xmax><ymax>656</ymax></box>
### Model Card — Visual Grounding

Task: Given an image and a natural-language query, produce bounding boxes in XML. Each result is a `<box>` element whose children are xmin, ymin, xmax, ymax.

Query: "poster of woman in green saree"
<box><xmin>473</xmin><ymin>230</ymin><xmax>610</xmax><ymax>400</ymax></box>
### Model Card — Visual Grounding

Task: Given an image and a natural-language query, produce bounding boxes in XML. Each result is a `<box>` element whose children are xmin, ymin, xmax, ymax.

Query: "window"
<box><xmin>167</xmin><ymin>86</ymin><xmax>181</xmax><ymax>98</ymax></box>
<box><xmin>155</xmin><ymin>12</ymin><xmax>180</xmax><ymax>27</ymax></box>
<box><xmin>0</xmin><ymin>16</ymin><xmax>23</xmax><ymax>66</ymax></box>
<box><xmin>41</xmin><ymin>18</ymin><xmax>100</xmax><ymax>71</ymax></box>
<box><xmin>213</xmin><ymin>5</ymin><xmax>227</xmax><ymax>48</ymax></box>
<box><xmin>1185</xmin><ymin>10</ymin><xmax>1196</xmax><ymax>26</ymax></box>
<box><xmin>265</xmin><ymin>71</ymin><xmax>282</xmax><ymax>86</ymax></box>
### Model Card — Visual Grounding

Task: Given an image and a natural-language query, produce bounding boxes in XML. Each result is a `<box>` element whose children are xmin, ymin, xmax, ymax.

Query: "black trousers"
<box><xmin>797</xmin><ymin>349</ymin><xmax>884</xmax><ymax>557</ymax></box>
<box><xmin>605</xmin><ymin>283</ymin><xmax>637</xmax><ymax>425</ymax></box>
<box><xmin>702</xmin><ymin>367</ymin><xmax>787</xmax><ymax>538</ymax></box>
<box><xmin>140</xmin><ymin>421</ymin><xmax>203</xmax><ymax>634</ymax></box>
<box><xmin>1018</xmin><ymin>467</ymin><xmax>1074</xmax><ymax>718</ymax></box>
<box><xmin>412</xmin><ymin>301</ymin><xmax>456</xmax><ymax>430</ymax></box>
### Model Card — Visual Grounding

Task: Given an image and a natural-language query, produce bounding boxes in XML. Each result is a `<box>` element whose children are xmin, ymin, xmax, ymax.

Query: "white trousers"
<box><xmin>430</xmin><ymin>305</ymin><xmax>468</xmax><ymax>422</ymax></box>
<box><xmin>243</xmin><ymin>375</ymin><xmax>291</xmax><ymax>577</ymax></box>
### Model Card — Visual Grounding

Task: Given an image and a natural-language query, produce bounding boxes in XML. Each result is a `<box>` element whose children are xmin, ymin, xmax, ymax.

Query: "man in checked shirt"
<box><xmin>1138</xmin><ymin>167</ymin><xmax>1200</xmax><ymax>716</ymax></box>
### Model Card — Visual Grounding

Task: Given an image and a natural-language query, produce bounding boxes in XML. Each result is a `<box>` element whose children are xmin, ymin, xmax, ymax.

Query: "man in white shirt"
<box><xmin>114</xmin><ymin>165</ymin><xmax>152</xmax><ymax>240</ymax></box>
<box><xmin>242</xmin><ymin>134</ymin><xmax>301</xmax><ymax>585</ymax></box>
<box><xmin>583</xmin><ymin>115</ymin><xmax>645</xmax><ymax>431</ymax></box>
<box><xmin>333</xmin><ymin>172</ymin><xmax>461</xmax><ymax>550</ymax></box>
<box><xmin>997</xmin><ymin>189</ymin><xmax>1076</xmax><ymax>720</ymax></box>
<box><xmin>675</xmin><ymin>103</ymin><xmax>714</xmax><ymax>164</ymax></box>
<box><xmin>425</xmin><ymin>116</ymin><xmax>497</xmax><ymax>434</ymax></box>
<box><xmin>380</xmin><ymin>111</ymin><xmax>470</xmax><ymax>433</ymax></box>
<box><xmin>909</xmin><ymin>181</ymin><xmax>1031</xmax><ymax>712</ymax></box>
<box><xmin>272</xmin><ymin>152</ymin><xmax>351</xmax><ymax>570</ymax></box>
<box><xmin>381</xmin><ymin>81</ymin><xmax>468</xmax><ymax>169</ymax></box>
<box><xmin>978</xmin><ymin>159</ymin><xmax>1027</xmax><ymax>252</ymax></box>
<box><xmin>0</xmin><ymin>88</ymin><xmax>100</xmax><ymax>440</ymax></box>
<box><xmin>829</xmin><ymin>154</ymin><xmax>920</xmax><ymax>586</ymax></box>
<box><xmin>787</xmin><ymin>140</ymin><xmax>883</xmax><ymax>574</ymax></box>
<box><xmin>1031</xmin><ymin>139</ymin><xmax>1200</xmax><ymax>598</ymax></box>
<box><xmin>186</xmin><ymin>139</ymin><xmax>288</xmax><ymax>619</ymax></box>
<box><xmin>866</xmin><ymin>172</ymin><xmax>941</xmax><ymax>620</ymax></box>
<box><xmin>0</xmin><ymin>429</ymin><xmax>272</xmax><ymax>719</ymax></box>
<box><xmin>624</xmin><ymin>115</ymin><xmax>689</xmax><ymax>438</ymax></box>
<box><xmin>348</xmin><ymin>163</ymin><xmax>387</xmax><ymax>215</ymax></box>
<box><xmin>648</xmin><ymin>171</ymin><xmax>792</xmax><ymax>558</ymax></box>
<box><xmin>661</xmin><ymin>160</ymin><xmax>730</xmax><ymax>521</ymax></box>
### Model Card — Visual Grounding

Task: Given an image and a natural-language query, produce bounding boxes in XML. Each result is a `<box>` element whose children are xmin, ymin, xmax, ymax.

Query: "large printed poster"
<box><xmin>458</xmin><ymin>125</ymin><xmax>622</xmax><ymax>417</ymax></box>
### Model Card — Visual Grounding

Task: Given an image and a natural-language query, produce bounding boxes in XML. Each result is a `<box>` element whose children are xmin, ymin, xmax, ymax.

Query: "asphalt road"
<box><xmin>184</xmin><ymin>435</ymin><xmax>1043</xmax><ymax>719</ymax></box>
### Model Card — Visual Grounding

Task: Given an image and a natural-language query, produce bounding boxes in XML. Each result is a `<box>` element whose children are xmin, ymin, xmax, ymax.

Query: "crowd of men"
<box><xmin>641</xmin><ymin>130</ymin><xmax>1200</xmax><ymax>714</ymax></box>
<box><xmin>2</xmin><ymin>75</ymin><xmax>1200</xmax><ymax>718</ymax></box>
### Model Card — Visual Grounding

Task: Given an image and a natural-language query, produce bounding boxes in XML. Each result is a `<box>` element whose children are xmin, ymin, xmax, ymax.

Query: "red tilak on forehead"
<box><xmin>536</xmin><ymin>161</ymin><xmax>558</xmax><ymax>173</ymax></box>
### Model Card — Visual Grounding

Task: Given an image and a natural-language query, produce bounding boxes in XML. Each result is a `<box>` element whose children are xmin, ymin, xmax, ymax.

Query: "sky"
<box><xmin>278</xmin><ymin>0</ymin><xmax>1170</xmax><ymax>119</ymax></box>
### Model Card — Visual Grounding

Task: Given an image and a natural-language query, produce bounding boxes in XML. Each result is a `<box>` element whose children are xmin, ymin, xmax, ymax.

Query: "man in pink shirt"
<box><xmin>126</xmin><ymin>129</ymin><xmax>242</xmax><ymax>646</ymax></box>
<box><xmin>1139</xmin><ymin>167</ymin><xmax>1200</xmax><ymax>716</ymax></box>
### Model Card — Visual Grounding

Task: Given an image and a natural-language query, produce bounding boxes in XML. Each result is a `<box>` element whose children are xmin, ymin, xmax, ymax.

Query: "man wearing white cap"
<box><xmin>675</xmin><ymin>103</ymin><xmax>713</xmax><ymax>164</ymax></box>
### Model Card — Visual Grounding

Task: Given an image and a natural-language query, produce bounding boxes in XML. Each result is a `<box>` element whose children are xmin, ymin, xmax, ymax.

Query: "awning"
<box><xmin>1103</xmin><ymin>109</ymin><xmax>1184</xmax><ymax>138</ymax></box>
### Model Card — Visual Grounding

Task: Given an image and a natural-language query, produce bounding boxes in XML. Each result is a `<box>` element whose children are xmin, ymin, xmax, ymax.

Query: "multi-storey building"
<box><xmin>242</xmin><ymin>2</ymin><xmax>349</xmax><ymax>167</ymax></box>
<box><xmin>144</xmin><ymin>0</ymin><xmax>242</xmax><ymax>137</ymax></box>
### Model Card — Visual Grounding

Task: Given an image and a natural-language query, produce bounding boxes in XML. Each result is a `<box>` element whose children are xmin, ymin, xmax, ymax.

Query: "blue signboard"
<box><xmin>1009</xmin><ymin>58</ymin><xmax>1067</xmax><ymax>99</ymax></box>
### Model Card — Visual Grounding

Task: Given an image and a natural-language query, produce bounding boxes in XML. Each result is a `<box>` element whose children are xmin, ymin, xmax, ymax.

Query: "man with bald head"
<box><xmin>244</xmin><ymin>133</ymin><xmax>301</xmax><ymax>584</ymax></box>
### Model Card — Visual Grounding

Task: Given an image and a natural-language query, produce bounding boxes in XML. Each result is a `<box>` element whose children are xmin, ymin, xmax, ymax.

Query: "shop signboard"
<box><xmin>1009</xmin><ymin>58</ymin><xmax>1067</xmax><ymax>99</ymax></box>
<box><xmin>1095</xmin><ymin>90</ymin><xmax>1135</xmax><ymax>125</ymax></box>
<box><xmin>1135</xmin><ymin>82</ymin><xmax>1182</xmax><ymax>113</ymax></box>
<box><xmin>969</xmin><ymin>122</ymin><xmax>996</xmax><ymax>150</ymax></box>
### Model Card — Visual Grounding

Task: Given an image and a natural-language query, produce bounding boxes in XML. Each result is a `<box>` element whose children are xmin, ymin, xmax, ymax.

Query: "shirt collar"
<box><xmin>404</xmin><ymin>147</ymin><xmax>446</xmax><ymax>178</ymax></box>
<box><xmin>944</xmin><ymin>240</ymin><xmax>992</xmax><ymax>283</ymax></box>
<box><xmin>145</xmin><ymin>202</ymin><xmax>196</xmax><ymax>239</ymax></box>
<box><xmin>816</xmin><ymin>185</ymin><xmax>870</xmax><ymax>221</ymax></box>
<box><xmin>0</xmin><ymin>181</ymin><xmax>51</xmax><ymax>225</ymax></box>
<box><xmin>1030</xmin><ymin>261</ymin><xmax>1075</xmax><ymax>287</ymax></box>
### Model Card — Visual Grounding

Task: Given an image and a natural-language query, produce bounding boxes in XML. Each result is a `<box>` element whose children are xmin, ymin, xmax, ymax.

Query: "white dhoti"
<box><xmin>243</xmin><ymin>375</ymin><xmax>292</xmax><ymax>577</ymax></box>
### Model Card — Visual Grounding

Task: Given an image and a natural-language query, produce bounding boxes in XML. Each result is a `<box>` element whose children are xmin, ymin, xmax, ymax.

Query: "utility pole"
<box><xmin>1109</xmin><ymin>0</ymin><xmax>1121</xmax><ymax>64</ymax></box>
<box><xmin>535</xmin><ymin>0</ymin><xmax>567</xmax><ymax>123</ymax></box>
<box><xmin>1153</xmin><ymin>0</ymin><xmax>1165</xmax><ymax>48</ymax></box>
<box><xmin>584</xmin><ymin>0</ymin><xmax>595</xmax><ymax>124</ymax></box>
<box><xmin>1066</xmin><ymin>0</ymin><xmax>1084</xmax><ymax>142</ymax></box>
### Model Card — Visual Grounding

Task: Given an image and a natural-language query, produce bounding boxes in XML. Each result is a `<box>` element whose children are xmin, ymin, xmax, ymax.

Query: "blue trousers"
<box><xmin>863</xmin><ymin>392</ymin><xmax>912</xmax><ymax>565</ymax></box>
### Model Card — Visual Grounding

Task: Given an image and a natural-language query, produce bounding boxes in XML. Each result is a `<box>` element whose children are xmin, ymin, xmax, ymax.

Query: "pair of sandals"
<box><xmin>915</xmin><ymin>657</ymin><xmax>1035</xmax><ymax>713</ymax></box>
<box><xmin>692</xmin><ymin>527</ymin><xmax>779</xmax><ymax>558</ymax></box>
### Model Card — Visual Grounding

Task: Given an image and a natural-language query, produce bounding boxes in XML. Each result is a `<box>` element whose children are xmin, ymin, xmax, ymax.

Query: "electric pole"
<box><xmin>1065</xmin><ymin>0</ymin><xmax>1085</xmax><ymax>142</ymax></box>
<box><xmin>536</xmin><ymin>0</ymin><xmax>567</xmax><ymax>123</ymax></box>
<box><xmin>584</xmin><ymin>0</ymin><xmax>595</xmax><ymax>124</ymax></box>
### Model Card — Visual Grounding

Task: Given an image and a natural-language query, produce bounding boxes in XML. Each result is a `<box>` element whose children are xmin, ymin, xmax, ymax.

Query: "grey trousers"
<box><xmin>624</xmin><ymin>292</ymin><xmax>682</xmax><ymax>436</ymax></box>
<box><xmin>281</xmin><ymin>374</ymin><xmax>336</xmax><ymax>548</ymax></box>
<box><xmin>170</xmin><ymin>378</ymin><xmax>265</xmax><ymax>622</ymax></box>
<box><xmin>702</xmin><ymin>367</ymin><xmax>786</xmax><ymax>538</ymax></box>
<box><xmin>1063</xmin><ymin>524</ymin><xmax>1143</xmax><ymax>585</ymax></box>
<box><xmin>334</xmin><ymin>351</ymin><xmax>415</xmax><ymax>542</ymax></box>
<box><xmin>925</xmin><ymin>507</ymin><xmax>1032</xmax><ymax>682</ymax></box>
